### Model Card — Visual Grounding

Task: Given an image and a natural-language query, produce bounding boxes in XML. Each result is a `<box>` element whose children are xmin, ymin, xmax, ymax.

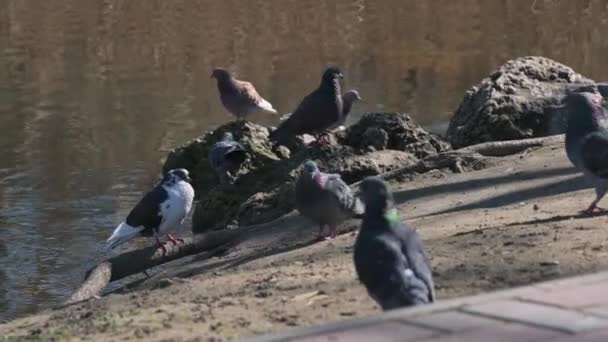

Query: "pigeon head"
<box><xmin>163</xmin><ymin>168</ymin><xmax>192</xmax><ymax>185</ymax></box>
<box><xmin>303</xmin><ymin>160</ymin><xmax>319</xmax><ymax>176</ymax></box>
<box><xmin>343</xmin><ymin>90</ymin><xmax>362</xmax><ymax>103</ymax></box>
<box><xmin>221</xmin><ymin>132</ymin><xmax>235</xmax><ymax>142</ymax></box>
<box><xmin>359</xmin><ymin>176</ymin><xmax>394</xmax><ymax>214</ymax></box>
<box><xmin>321</xmin><ymin>66</ymin><xmax>344</xmax><ymax>83</ymax></box>
<box><xmin>211</xmin><ymin>68</ymin><xmax>232</xmax><ymax>81</ymax></box>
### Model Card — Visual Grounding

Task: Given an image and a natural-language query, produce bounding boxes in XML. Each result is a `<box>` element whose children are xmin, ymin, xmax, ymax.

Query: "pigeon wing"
<box><xmin>125</xmin><ymin>184</ymin><xmax>168</xmax><ymax>233</ymax></box>
<box><xmin>209</xmin><ymin>141</ymin><xmax>246</xmax><ymax>169</ymax></box>
<box><xmin>324</xmin><ymin>173</ymin><xmax>364</xmax><ymax>216</ymax></box>
<box><xmin>581</xmin><ymin>130</ymin><xmax>608</xmax><ymax>179</ymax></box>
<box><xmin>396</xmin><ymin>223</ymin><xmax>435</xmax><ymax>302</ymax></box>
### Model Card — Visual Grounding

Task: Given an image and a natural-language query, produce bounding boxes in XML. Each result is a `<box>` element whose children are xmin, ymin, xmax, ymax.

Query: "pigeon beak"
<box><xmin>186</xmin><ymin>176</ymin><xmax>193</xmax><ymax>183</ymax></box>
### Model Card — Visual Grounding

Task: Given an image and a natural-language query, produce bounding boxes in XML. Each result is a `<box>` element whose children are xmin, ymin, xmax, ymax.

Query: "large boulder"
<box><xmin>447</xmin><ymin>56</ymin><xmax>597</xmax><ymax>148</ymax></box>
<box><xmin>163</xmin><ymin>113</ymin><xmax>450</xmax><ymax>233</ymax></box>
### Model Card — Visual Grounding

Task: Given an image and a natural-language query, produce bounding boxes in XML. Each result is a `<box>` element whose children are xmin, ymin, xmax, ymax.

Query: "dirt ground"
<box><xmin>3</xmin><ymin>136</ymin><xmax>608</xmax><ymax>341</ymax></box>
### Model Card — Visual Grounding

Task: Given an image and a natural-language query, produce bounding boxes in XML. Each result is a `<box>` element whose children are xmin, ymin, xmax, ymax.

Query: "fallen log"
<box><xmin>64</xmin><ymin>212</ymin><xmax>298</xmax><ymax>307</ymax></box>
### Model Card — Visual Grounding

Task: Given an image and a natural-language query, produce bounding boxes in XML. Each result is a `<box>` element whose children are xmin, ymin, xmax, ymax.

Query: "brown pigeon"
<box><xmin>270</xmin><ymin>66</ymin><xmax>344</xmax><ymax>145</ymax></box>
<box><xmin>211</xmin><ymin>68</ymin><xmax>277</xmax><ymax>121</ymax></box>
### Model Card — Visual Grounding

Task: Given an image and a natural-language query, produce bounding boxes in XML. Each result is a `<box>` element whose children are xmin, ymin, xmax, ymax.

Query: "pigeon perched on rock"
<box><xmin>208</xmin><ymin>132</ymin><xmax>247</xmax><ymax>184</ymax></box>
<box><xmin>563</xmin><ymin>91</ymin><xmax>608</xmax><ymax>214</ymax></box>
<box><xmin>270</xmin><ymin>67</ymin><xmax>344</xmax><ymax>145</ymax></box>
<box><xmin>354</xmin><ymin>176</ymin><xmax>435</xmax><ymax>310</ymax></box>
<box><xmin>211</xmin><ymin>68</ymin><xmax>278</xmax><ymax>121</ymax></box>
<box><xmin>105</xmin><ymin>168</ymin><xmax>195</xmax><ymax>254</ymax></box>
<box><xmin>295</xmin><ymin>160</ymin><xmax>364</xmax><ymax>240</ymax></box>
<box><xmin>279</xmin><ymin>89</ymin><xmax>362</xmax><ymax>132</ymax></box>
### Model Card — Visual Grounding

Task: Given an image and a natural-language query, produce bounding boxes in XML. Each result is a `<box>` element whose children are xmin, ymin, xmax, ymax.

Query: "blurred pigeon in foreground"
<box><xmin>279</xmin><ymin>89</ymin><xmax>362</xmax><ymax>132</ymax></box>
<box><xmin>208</xmin><ymin>132</ymin><xmax>247</xmax><ymax>184</ymax></box>
<box><xmin>354</xmin><ymin>176</ymin><xmax>435</xmax><ymax>310</ymax></box>
<box><xmin>211</xmin><ymin>68</ymin><xmax>278</xmax><ymax>121</ymax></box>
<box><xmin>295</xmin><ymin>160</ymin><xmax>364</xmax><ymax>240</ymax></box>
<box><xmin>564</xmin><ymin>91</ymin><xmax>608</xmax><ymax>214</ymax></box>
<box><xmin>105</xmin><ymin>169</ymin><xmax>195</xmax><ymax>254</ymax></box>
<box><xmin>270</xmin><ymin>67</ymin><xmax>344</xmax><ymax>145</ymax></box>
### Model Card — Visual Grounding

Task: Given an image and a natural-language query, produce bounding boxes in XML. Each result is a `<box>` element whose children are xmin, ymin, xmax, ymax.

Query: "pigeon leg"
<box><xmin>155</xmin><ymin>233</ymin><xmax>169</xmax><ymax>256</ymax></box>
<box><xmin>316</xmin><ymin>225</ymin><xmax>326</xmax><ymax>241</ymax></box>
<box><xmin>582</xmin><ymin>189</ymin><xmax>608</xmax><ymax>215</ymax></box>
<box><xmin>167</xmin><ymin>233</ymin><xmax>185</xmax><ymax>245</ymax></box>
<box><xmin>325</xmin><ymin>225</ymin><xmax>337</xmax><ymax>240</ymax></box>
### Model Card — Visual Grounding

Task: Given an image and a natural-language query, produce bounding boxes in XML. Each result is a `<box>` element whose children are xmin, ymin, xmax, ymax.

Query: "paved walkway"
<box><xmin>243</xmin><ymin>271</ymin><xmax>608</xmax><ymax>342</ymax></box>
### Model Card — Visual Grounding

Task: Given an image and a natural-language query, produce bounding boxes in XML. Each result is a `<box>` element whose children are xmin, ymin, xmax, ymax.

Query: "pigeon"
<box><xmin>270</xmin><ymin>66</ymin><xmax>344</xmax><ymax>145</ymax></box>
<box><xmin>353</xmin><ymin>176</ymin><xmax>435</xmax><ymax>310</ymax></box>
<box><xmin>208</xmin><ymin>132</ymin><xmax>247</xmax><ymax>184</ymax></box>
<box><xmin>563</xmin><ymin>91</ymin><xmax>608</xmax><ymax>214</ymax></box>
<box><xmin>105</xmin><ymin>168</ymin><xmax>195</xmax><ymax>253</ymax></box>
<box><xmin>279</xmin><ymin>89</ymin><xmax>362</xmax><ymax>132</ymax></box>
<box><xmin>295</xmin><ymin>160</ymin><xmax>364</xmax><ymax>240</ymax></box>
<box><xmin>211</xmin><ymin>68</ymin><xmax>278</xmax><ymax>121</ymax></box>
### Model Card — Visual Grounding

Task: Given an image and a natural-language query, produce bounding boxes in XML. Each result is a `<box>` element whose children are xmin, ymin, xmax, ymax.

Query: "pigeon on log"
<box><xmin>563</xmin><ymin>91</ymin><xmax>608</xmax><ymax>214</ymax></box>
<box><xmin>354</xmin><ymin>176</ymin><xmax>435</xmax><ymax>310</ymax></box>
<box><xmin>279</xmin><ymin>89</ymin><xmax>362</xmax><ymax>132</ymax></box>
<box><xmin>295</xmin><ymin>160</ymin><xmax>364</xmax><ymax>240</ymax></box>
<box><xmin>211</xmin><ymin>68</ymin><xmax>278</xmax><ymax>121</ymax></box>
<box><xmin>208</xmin><ymin>132</ymin><xmax>247</xmax><ymax>184</ymax></box>
<box><xmin>270</xmin><ymin>66</ymin><xmax>344</xmax><ymax>145</ymax></box>
<box><xmin>105</xmin><ymin>168</ymin><xmax>195</xmax><ymax>253</ymax></box>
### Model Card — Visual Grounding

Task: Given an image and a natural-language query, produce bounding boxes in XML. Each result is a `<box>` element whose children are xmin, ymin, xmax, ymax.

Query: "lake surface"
<box><xmin>2</xmin><ymin>0</ymin><xmax>608</xmax><ymax>321</ymax></box>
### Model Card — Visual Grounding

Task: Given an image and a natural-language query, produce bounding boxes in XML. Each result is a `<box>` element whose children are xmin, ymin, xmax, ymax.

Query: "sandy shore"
<box><xmin>2</xmin><ymin>136</ymin><xmax>608</xmax><ymax>341</ymax></box>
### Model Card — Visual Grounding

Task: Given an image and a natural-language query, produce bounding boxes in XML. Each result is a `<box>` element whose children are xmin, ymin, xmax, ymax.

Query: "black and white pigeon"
<box><xmin>563</xmin><ymin>91</ymin><xmax>608</xmax><ymax>214</ymax></box>
<box><xmin>105</xmin><ymin>168</ymin><xmax>195</xmax><ymax>253</ymax></box>
<box><xmin>295</xmin><ymin>160</ymin><xmax>364</xmax><ymax>240</ymax></box>
<box><xmin>279</xmin><ymin>89</ymin><xmax>362</xmax><ymax>132</ymax></box>
<box><xmin>211</xmin><ymin>68</ymin><xmax>278</xmax><ymax>121</ymax></box>
<box><xmin>208</xmin><ymin>132</ymin><xmax>247</xmax><ymax>184</ymax></box>
<box><xmin>270</xmin><ymin>67</ymin><xmax>344</xmax><ymax>145</ymax></box>
<box><xmin>354</xmin><ymin>176</ymin><xmax>435</xmax><ymax>310</ymax></box>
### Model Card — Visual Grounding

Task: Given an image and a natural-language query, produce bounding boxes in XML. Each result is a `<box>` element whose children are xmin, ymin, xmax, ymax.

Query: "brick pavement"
<box><xmin>243</xmin><ymin>271</ymin><xmax>608</xmax><ymax>342</ymax></box>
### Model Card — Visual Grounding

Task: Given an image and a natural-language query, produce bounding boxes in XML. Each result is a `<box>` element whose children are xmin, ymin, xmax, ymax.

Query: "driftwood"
<box><xmin>64</xmin><ymin>213</ymin><xmax>297</xmax><ymax>307</ymax></box>
<box><xmin>66</xmin><ymin>135</ymin><xmax>563</xmax><ymax>306</ymax></box>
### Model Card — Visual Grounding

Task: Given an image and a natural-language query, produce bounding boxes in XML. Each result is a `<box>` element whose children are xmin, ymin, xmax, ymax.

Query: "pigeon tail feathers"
<box><xmin>257</xmin><ymin>98</ymin><xmax>278</xmax><ymax>114</ymax></box>
<box><xmin>105</xmin><ymin>222</ymin><xmax>144</xmax><ymax>252</ymax></box>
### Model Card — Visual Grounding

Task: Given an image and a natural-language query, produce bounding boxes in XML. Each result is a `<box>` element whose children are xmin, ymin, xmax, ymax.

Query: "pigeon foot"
<box><xmin>581</xmin><ymin>206</ymin><xmax>608</xmax><ymax>216</ymax></box>
<box><xmin>167</xmin><ymin>234</ymin><xmax>185</xmax><ymax>245</ymax></box>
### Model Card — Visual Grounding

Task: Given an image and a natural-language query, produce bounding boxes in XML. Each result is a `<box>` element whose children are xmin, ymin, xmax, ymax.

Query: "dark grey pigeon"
<box><xmin>564</xmin><ymin>91</ymin><xmax>608</xmax><ymax>214</ymax></box>
<box><xmin>211</xmin><ymin>68</ymin><xmax>277</xmax><ymax>121</ymax></box>
<box><xmin>295</xmin><ymin>160</ymin><xmax>364</xmax><ymax>240</ymax></box>
<box><xmin>208</xmin><ymin>132</ymin><xmax>247</xmax><ymax>184</ymax></box>
<box><xmin>270</xmin><ymin>67</ymin><xmax>344</xmax><ymax>145</ymax></box>
<box><xmin>354</xmin><ymin>176</ymin><xmax>435</xmax><ymax>310</ymax></box>
<box><xmin>279</xmin><ymin>89</ymin><xmax>362</xmax><ymax>132</ymax></box>
<box><xmin>105</xmin><ymin>168</ymin><xmax>195</xmax><ymax>254</ymax></box>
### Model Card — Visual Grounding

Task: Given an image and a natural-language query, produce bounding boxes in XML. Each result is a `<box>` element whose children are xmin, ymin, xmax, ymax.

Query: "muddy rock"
<box><xmin>341</xmin><ymin>112</ymin><xmax>451</xmax><ymax>158</ymax></box>
<box><xmin>163</xmin><ymin>113</ymin><xmax>447</xmax><ymax>233</ymax></box>
<box><xmin>447</xmin><ymin>56</ymin><xmax>597</xmax><ymax>148</ymax></box>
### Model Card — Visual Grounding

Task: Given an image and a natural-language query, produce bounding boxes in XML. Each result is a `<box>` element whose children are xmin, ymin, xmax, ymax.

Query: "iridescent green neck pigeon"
<box><xmin>295</xmin><ymin>160</ymin><xmax>364</xmax><ymax>240</ymax></box>
<box><xmin>354</xmin><ymin>176</ymin><xmax>435</xmax><ymax>310</ymax></box>
<box><xmin>564</xmin><ymin>92</ymin><xmax>608</xmax><ymax>214</ymax></box>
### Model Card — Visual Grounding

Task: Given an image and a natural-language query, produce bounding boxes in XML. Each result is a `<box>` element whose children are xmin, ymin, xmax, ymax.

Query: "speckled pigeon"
<box><xmin>270</xmin><ymin>67</ymin><xmax>344</xmax><ymax>145</ymax></box>
<box><xmin>295</xmin><ymin>160</ymin><xmax>364</xmax><ymax>240</ymax></box>
<box><xmin>105</xmin><ymin>169</ymin><xmax>195</xmax><ymax>254</ymax></box>
<box><xmin>354</xmin><ymin>176</ymin><xmax>435</xmax><ymax>310</ymax></box>
<box><xmin>211</xmin><ymin>68</ymin><xmax>277</xmax><ymax>121</ymax></box>
<box><xmin>279</xmin><ymin>89</ymin><xmax>362</xmax><ymax>132</ymax></box>
<box><xmin>208</xmin><ymin>132</ymin><xmax>247</xmax><ymax>184</ymax></box>
<box><xmin>564</xmin><ymin>91</ymin><xmax>608</xmax><ymax>214</ymax></box>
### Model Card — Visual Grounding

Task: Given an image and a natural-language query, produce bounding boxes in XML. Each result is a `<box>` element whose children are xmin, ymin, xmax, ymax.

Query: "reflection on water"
<box><xmin>1</xmin><ymin>0</ymin><xmax>608</xmax><ymax>321</ymax></box>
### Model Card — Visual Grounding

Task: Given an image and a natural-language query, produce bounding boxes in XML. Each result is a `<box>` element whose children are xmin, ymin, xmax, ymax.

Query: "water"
<box><xmin>1</xmin><ymin>0</ymin><xmax>608</xmax><ymax>322</ymax></box>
